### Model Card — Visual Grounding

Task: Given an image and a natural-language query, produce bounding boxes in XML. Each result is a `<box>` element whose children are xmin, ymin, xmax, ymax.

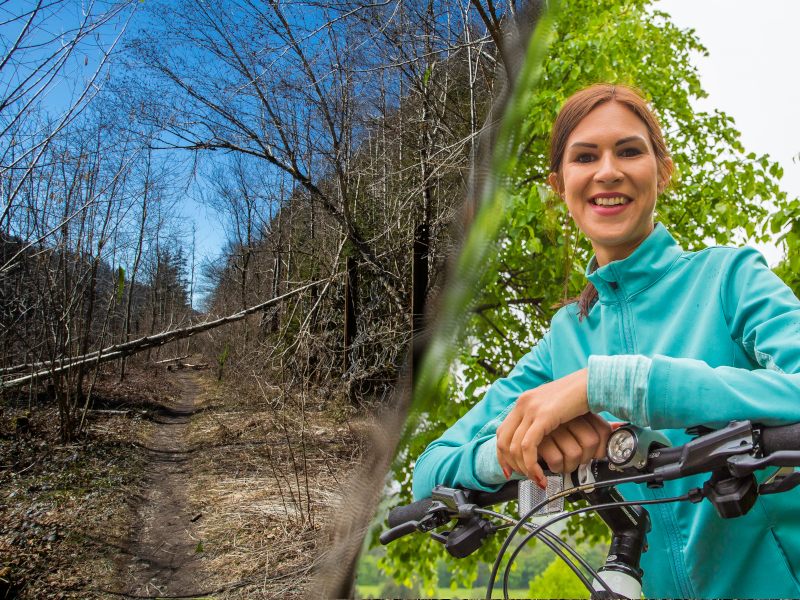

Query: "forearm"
<box><xmin>412</xmin><ymin>436</ymin><xmax>504</xmax><ymax>500</ymax></box>
<box><xmin>587</xmin><ymin>353</ymin><xmax>800</xmax><ymax>430</ymax></box>
<box><xmin>647</xmin><ymin>355</ymin><xmax>800</xmax><ymax>428</ymax></box>
<box><xmin>411</xmin><ymin>335</ymin><xmax>555</xmax><ymax>499</ymax></box>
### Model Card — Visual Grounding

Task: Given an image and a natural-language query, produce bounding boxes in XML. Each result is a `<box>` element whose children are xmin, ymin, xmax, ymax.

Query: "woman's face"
<box><xmin>549</xmin><ymin>101</ymin><xmax>667</xmax><ymax>266</ymax></box>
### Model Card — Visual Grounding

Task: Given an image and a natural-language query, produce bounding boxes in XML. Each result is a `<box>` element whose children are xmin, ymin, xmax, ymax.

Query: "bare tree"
<box><xmin>0</xmin><ymin>0</ymin><xmax>138</xmax><ymax>231</ymax></box>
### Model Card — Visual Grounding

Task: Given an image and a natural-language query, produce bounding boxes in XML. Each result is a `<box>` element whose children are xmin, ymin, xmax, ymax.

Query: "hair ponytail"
<box><xmin>558</xmin><ymin>260</ymin><xmax>598</xmax><ymax>320</ymax></box>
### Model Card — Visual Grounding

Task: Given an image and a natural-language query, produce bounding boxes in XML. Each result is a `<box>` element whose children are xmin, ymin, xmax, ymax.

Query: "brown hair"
<box><xmin>548</xmin><ymin>83</ymin><xmax>673</xmax><ymax>318</ymax></box>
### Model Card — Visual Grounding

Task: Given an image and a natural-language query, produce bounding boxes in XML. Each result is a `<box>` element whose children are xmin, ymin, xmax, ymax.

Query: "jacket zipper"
<box><xmin>613</xmin><ymin>280</ymin><xmax>696</xmax><ymax>598</ymax></box>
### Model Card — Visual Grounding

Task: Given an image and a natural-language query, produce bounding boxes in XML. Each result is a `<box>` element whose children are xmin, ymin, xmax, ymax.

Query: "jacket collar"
<box><xmin>586</xmin><ymin>223</ymin><xmax>683</xmax><ymax>301</ymax></box>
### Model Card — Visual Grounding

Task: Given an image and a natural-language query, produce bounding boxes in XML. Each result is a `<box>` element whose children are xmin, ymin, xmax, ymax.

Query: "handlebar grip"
<box><xmin>379</xmin><ymin>521</ymin><xmax>418</xmax><ymax>545</ymax></box>
<box><xmin>387</xmin><ymin>497</ymin><xmax>433</xmax><ymax>527</ymax></box>
<box><xmin>761</xmin><ymin>422</ymin><xmax>800</xmax><ymax>455</ymax></box>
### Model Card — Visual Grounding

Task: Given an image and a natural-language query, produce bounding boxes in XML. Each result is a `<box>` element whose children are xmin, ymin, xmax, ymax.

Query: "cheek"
<box><xmin>633</xmin><ymin>162</ymin><xmax>660</xmax><ymax>193</ymax></box>
<box><xmin>561</xmin><ymin>169</ymin><xmax>587</xmax><ymax>199</ymax></box>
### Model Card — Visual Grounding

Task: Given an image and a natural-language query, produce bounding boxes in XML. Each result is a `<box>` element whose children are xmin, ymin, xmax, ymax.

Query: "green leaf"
<box><xmin>422</xmin><ymin>63</ymin><xmax>434</xmax><ymax>88</ymax></box>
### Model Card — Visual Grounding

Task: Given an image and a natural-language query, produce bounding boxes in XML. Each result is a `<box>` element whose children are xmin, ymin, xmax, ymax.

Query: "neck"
<box><xmin>593</xmin><ymin>223</ymin><xmax>655</xmax><ymax>267</ymax></box>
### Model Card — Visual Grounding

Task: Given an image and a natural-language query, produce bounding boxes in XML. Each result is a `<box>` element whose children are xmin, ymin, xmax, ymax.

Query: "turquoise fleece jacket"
<box><xmin>412</xmin><ymin>224</ymin><xmax>800</xmax><ymax>598</ymax></box>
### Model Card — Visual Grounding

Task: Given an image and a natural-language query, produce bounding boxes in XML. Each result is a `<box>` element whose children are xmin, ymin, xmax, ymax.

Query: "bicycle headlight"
<box><xmin>606</xmin><ymin>425</ymin><xmax>672</xmax><ymax>470</ymax></box>
<box><xmin>608</xmin><ymin>428</ymin><xmax>637</xmax><ymax>466</ymax></box>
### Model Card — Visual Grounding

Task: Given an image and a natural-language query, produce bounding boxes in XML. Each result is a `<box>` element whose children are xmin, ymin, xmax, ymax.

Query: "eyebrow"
<box><xmin>615</xmin><ymin>135</ymin><xmax>645</xmax><ymax>146</ymax></box>
<box><xmin>568</xmin><ymin>135</ymin><xmax>647</xmax><ymax>150</ymax></box>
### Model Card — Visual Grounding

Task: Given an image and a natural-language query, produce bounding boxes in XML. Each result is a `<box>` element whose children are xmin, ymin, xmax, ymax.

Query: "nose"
<box><xmin>593</xmin><ymin>151</ymin><xmax>623</xmax><ymax>184</ymax></box>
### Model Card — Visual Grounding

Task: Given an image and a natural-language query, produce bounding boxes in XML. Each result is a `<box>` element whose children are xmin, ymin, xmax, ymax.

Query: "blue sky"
<box><xmin>189</xmin><ymin>1</ymin><xmax>800</xmax><ymax>268</ymax></box>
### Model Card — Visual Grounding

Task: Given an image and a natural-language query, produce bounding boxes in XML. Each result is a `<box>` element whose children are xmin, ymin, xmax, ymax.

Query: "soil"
<box><xmin>116</xmin><ymin>370</ymin><xmax>205</xmax><ymax>597</ymax></box>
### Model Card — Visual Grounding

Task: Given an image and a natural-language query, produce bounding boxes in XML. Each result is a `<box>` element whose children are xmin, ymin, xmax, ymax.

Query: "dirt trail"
<box><xmin>118</xmin><ymin>370</ymin><xmax>205</xmax><ymax>597</ymax></box>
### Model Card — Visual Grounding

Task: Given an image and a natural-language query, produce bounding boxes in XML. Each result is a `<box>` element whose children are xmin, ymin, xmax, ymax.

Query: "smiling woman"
<box><xmin>547</xmin><ymin>84</ymin><xmax>675</xmax><ymax>317</ymax></box>
<box><xmin>412</xmin><ymin>83</ymin><xmax>800</xmax><ymax>598</ymax></box>
<box><xmin>548</xmin><ymin>85</ymin><xmax>673</xmax><ymax>268</ymax></box>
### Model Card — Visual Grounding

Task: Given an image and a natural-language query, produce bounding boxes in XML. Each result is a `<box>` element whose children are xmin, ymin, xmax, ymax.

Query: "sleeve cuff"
<box><xmin>588</xmin><ymin>355</ymin><xmax>652</xmax><ymax>426</ymax></box>
<box><xmin>475</xmin><ymin>435</ymin><xmax>527</xmax><ymax>485</ymax></box>
<box><xmin>475</xmin><ymin>435</ymin><xmax>507</xmax><ymax>485</ymax></box>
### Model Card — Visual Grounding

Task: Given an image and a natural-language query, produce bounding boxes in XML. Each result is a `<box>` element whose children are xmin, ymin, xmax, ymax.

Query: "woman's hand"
<box><xmin>496</xmin><ymin>368</ymin><xmax>608</xmax><ymax>486</ymax></box>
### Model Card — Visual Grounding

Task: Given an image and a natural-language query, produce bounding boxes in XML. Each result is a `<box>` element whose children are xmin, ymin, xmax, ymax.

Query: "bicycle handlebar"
<box><xmin>387</xmin><ymin>497</ymin><xmax>433</xmax><ymax>528</ymax></box>
<box><xmin>760</xmin><ymin>421</ymin><xmax>800</xmax><ymax>454</ymax></box>
<box><xmin>386</xmin><ymin>481</ymin><xmax>520</xmax><ymax>529</ymax></box>
<box><xmin>385</xmin><ymin>420</ymin><xmax>800</xmax><ymax>534</ymax></box>
<box><xmin>382</xmin><ymin>420</ymin><xmax>800</xmax><ymax>600</ymax></box>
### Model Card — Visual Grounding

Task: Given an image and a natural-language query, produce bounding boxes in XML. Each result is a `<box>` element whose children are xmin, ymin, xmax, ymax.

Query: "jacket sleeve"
<box><xmin>411</xmin><ymin>333</ymin><xmax>553</xmax><ymax>500</ymax></box>
<box><xmin>645</xmin><ymin>247</ymin><xmax>800</xmax><ymax>429</ymax></box>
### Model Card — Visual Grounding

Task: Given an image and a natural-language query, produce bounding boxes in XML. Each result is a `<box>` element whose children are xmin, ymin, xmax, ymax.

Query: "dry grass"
<box><xmin>1</xmin><ymin>361</ymin><xmax>371</xmax><ymax>598</ymax></box>
<box><xmin>0</xmin><ymin>365</ymin><xmax>180</xmax><ymax>598</ymax></box>
<box><xmin>183</xmin><ymin>370</ymin><xmax>369</xmax><ymax>598</ymax></box>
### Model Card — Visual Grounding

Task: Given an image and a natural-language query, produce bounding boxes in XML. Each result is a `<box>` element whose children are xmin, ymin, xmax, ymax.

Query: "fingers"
<box><xmin>497</xmin><ymin>407</ymin><xmax>548</xmax><ymax>486</ymax></box>
<box><xmin>509</xmin><ymin>414</ymin><xmax>532</xmax><ymax>473</ymax></box>
<box><xmin>585</xmin><ymin>413</ymin><xmax>613</xmax><ymax>459</ymax></box>
<box><xmin>538</xmin><ymin>414</ymin><xmax>613</xmax><ymax>474</ymax></box>
<box><xmin>549</xmin><ymin>426</ymin><xmax>583</xmax><ymax>473</ymax></box>
<box><xmin>538</xmin><ymin>437</ymin><xmax>560</xmax><ymax>473</ymax></box>
<box><xmin>496</xmin><ymin>408</ymin><xmax>525</xmax><ymax>476</ymax></box>
<box><xmin>564</xmin><ymin>416</ymin><xmax>600</xmax><ymax>466</ymax></box>
<box><xmin>520</xmin><ymin>422</ymin><xmax>547</xmax><ymax>487</ymax></box>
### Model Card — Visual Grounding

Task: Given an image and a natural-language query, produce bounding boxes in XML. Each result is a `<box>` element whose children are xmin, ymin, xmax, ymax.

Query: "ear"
<box><xmin>658</xmin><ymin>157</ymin><xmax>674</xmax><ymax>194</ymax></box>
<box><xmin>547</xmin><ymin>172</ymin><xmax>563</xmax><ymax>197</ymax></box>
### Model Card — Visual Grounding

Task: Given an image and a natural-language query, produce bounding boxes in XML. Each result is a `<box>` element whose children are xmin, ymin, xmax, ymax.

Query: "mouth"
<box><xmin>589</xmin><ymin>194</ymin><xmax>632</xmax><ymax>206</ymax></box>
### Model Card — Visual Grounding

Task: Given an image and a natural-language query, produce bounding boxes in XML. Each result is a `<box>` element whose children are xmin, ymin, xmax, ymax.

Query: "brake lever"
<box><xmin>726</xmin><ymin>451</ymin><xmax>800</xmax><ymax>477</ymax></box>
<box><xmin>759</xmin><ymin>471</ymin><xmax>800</xmax><ymax>495</ymax></box>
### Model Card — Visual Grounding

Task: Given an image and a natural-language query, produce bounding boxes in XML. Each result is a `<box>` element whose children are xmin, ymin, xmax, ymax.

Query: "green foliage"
<box><xmin>772</xmin><ymin>197</ymin><xmax>800</xmax><ymax>295</ymax></box>
<box><xmin>528</xmin><ymin>558</ymin><xmax>590</xmax><ymax>599</ymax></box>
<box><xmin>381</xmin><ymin>0</ymin><xmax>794</xmax><ymax>590</ymax></box>
<box><xmin>218</xmin><ymin>343</ymin><xmax>230</xmax><ymax>368</ymax></box>
<box><xmin>217</xmin><ymin>342</ymin><xmax>231</xmax><ymax>381</ymax></box>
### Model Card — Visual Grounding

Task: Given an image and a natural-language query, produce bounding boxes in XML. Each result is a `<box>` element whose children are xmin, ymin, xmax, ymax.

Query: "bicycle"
<box><xmin>380</xmin><ymin>419</ymin><xmax>800</xmax><ymax>599</ymax></box>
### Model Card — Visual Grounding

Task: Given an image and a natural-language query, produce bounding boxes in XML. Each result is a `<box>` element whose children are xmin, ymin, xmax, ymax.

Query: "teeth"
<box><xmin>593</xmin><ymin>196</ymin><xmax>628</xmax><ymax>206</ymax></box>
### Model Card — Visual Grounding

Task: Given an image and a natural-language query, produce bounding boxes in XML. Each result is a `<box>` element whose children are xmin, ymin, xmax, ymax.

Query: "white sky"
<box><xmin>656</xmin><ymin>0</ymin><xmax>800</xmax><ymax>265</ymax></box>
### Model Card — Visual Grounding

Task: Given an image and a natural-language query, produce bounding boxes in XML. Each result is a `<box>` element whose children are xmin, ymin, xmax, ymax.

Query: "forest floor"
<box><xmin>0</xmin><ymin>361</ymin><xmax>368</xmax><ymax>598</ymax></box>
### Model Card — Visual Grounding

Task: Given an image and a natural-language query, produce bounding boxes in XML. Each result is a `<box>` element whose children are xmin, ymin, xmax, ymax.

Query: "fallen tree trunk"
<box><xmin>1</xmin><ymin>280</ymin><xmax>324</xmax><ymax>390</ymax></box>
<box><xmin>153</xmin><ymin>355</ymin><xmax>190</xmax><ymax>365</ymax></box>
<box><xmin>167</xmin><ymin>362</ymin><xmax>209</xmax><ymax>371</ymax></box>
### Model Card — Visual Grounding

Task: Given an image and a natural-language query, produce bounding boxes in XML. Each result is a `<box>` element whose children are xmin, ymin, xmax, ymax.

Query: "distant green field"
<box><xmin>356</xmin><ymin>584</ymin><xmax>529</xmax><ymax>599</ymax></box>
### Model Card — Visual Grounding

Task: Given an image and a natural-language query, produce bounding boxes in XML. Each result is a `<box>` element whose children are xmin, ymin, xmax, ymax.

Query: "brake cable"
<box><xmin>475</xmin><ymin>507</ymin><xmax>602</xmax><ymax>594</ymax></box>
<box><xmin>486</xmin><ymin>471</ymin><xmax>657</xmax><ymax>599</ymax></box>
<box><xmin>501</xmin><ymin>495</ymin><xmax>691</xmax><ymax>599</ymax></box>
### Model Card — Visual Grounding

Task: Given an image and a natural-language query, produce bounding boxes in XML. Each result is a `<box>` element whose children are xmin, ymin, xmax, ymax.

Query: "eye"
<box><xmin>619</xmin><ymin>147</ymin><xmax>642</xmax><ymax>157</ymax></box>
<box><xmin>574</xmin><ymin>153</ymin><xmax>595</xmax><ymax>163</ymax></box>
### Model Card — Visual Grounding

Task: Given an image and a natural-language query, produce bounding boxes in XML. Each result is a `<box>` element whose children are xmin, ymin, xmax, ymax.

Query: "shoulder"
<box><xmin>675</xmin><ymin>244</ymin><xmax>768</xmax><ymax>281</ymax></box>
<box><xmin>681</xmin><ymin>243</ymin><xmax>765</xmax><ymax>265</ymax></box>
<box><xmin>682</xmin><ymin>245</ymin><xmax>793</xmax><ymax>324</ymax></box>
<box><xmin>550</xmin><ymin>302</ymin><xmax>581</xmax><ymax>328</ymax></box>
